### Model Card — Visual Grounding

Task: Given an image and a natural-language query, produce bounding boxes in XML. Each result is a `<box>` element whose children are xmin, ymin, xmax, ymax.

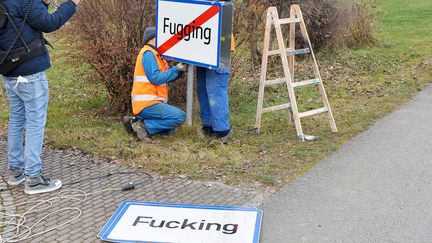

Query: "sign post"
<box><xmin>186</xmin><ymin>64</ymin><xmax>194</xmax><ymax>126</ymax></box>
<box><xmin>156</xmin><ymin>0</ymin><xmax>233</xmax><ymax>126</ymax></box>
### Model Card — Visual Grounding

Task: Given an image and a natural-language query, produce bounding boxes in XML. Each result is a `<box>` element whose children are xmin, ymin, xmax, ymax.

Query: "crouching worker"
<box><xmin>124</xmin><ymin>27</ymin><xmax>187</xmax><ymax>142</ymax></box>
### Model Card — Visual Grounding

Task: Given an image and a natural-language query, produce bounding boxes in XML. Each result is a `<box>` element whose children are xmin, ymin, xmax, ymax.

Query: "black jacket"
<box><xmin>0</xmin><ymin>0</ymin><xmax>76</xmax><ymax>77</ymax></box>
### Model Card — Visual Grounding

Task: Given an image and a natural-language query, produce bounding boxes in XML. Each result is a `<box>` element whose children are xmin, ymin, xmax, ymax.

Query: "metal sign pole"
<box><xmin>186</xmin><ymin>64</ymin><xmax>194</xmax><ymax>126</ymax></box>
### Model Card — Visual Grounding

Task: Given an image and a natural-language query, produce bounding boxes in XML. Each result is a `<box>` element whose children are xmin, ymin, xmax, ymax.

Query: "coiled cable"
<box><xmin>0</xmin><ymin>188</ymin><xmax>123</xmax><ymax>243</ymax></box>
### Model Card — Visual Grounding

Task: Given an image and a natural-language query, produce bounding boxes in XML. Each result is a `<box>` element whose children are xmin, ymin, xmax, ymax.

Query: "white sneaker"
<box><xmin>24</xmin><ymin>175</ymin><xmax>62</xmax><ymax>195</ymax></box>
<box><xmin>7</xmin><ymin>168</ymin><xmax>25</xmax><ymax>186</ymax></box>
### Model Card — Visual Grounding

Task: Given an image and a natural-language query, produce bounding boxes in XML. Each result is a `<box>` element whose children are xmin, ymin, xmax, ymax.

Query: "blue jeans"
<box><xmin>2</xmin><ymin>72</ymin><xmax>49</xmax><ymax>177</ymax></box>
<box><xmin>196</xmin><ymin>67</ymin><xmax>231</xmax><ymax>132</ymax></box>
<box><xmin>137</xmin><ymin>103</ymin><xmax>186</xmax><ymax>135</ymax></box>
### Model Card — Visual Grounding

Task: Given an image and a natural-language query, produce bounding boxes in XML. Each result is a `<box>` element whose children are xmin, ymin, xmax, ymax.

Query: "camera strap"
<box><xmin>0</xmin><ymin>0</ymin><xmax>33</xmax><ymax>68</ymax></box>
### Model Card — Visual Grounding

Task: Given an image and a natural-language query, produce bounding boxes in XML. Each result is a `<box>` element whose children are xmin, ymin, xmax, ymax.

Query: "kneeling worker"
<box><xmin>126</xmin><ymin>27</ymin><xmax>187</xmax><ymax>142</ymax></box>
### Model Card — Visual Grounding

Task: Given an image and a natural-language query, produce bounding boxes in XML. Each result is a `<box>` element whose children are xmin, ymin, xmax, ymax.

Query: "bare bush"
<box><xmin>233</xmin><ymin>0</ymin><xmax>268</xmax><ymax>66</ymax></box>
<box><xmin>233</xmin><ymin>0</ymin><xmax>348</xmax><ymax>66</ymax></box>
<box><xmin>234</xmin><ymin>0</ymin><xmax>378</xmax><ymax>66</ymax></box>
<box><xmin>344</xmin><ymin>0</ymin><xmax>378</xmax><ymax>47</ymax></box>
<box><xmin>70</xmin><ymin>0</ymin><xmax>155</xmax><ymax>113</ymax></box>
<box><xmin>270</xmin><ymin>0</ymin><xmax>349</xmax><ymax>49</ymax></box>
<box><xmin>68</xmin><ymin>0</ymin><xmax>377</xmax><ymax>113</ymax></box>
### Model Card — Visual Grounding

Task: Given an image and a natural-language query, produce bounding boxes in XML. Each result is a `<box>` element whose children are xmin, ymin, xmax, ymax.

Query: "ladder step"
<box><xmin>299</xmin><ymin>107</ymin><xmax>329</xmax><ymax>118</ymax></box>
<box><xmin>262</xmin><ymin>103</ymin><xmax>291</xmax><ymax>113</ymax></box>
<box><xmin>287</xmin><ymin>48</ymin><xmax>310</xmax><ymax>56</ymax></box>
<box><xmin>292</xmin><ymin>79</ymin><xmax>320</xmax><ymax>88</ymax></box>
<box><xmin>278</xmin><ymin>18</ymin><xmax>301</xmax><ymax>25</ymax></box>
<box><xmin>264</xmin><ymin>78</ymin><xmax>286</xmax><ymax>86</ymax></box>
<box><xmin>268</xmin><ymin>48</ymin><xmax>310</xmax><ymax>56</ymax></box>
<box><xmin>264</xmin><ymin>78</ymin><xmax>320</xmax><ymax>87</ymax></box>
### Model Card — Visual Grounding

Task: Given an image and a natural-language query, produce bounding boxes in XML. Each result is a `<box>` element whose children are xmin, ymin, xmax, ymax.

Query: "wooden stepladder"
<box><xmin>255</xmin><ymin>5</ymin><xmax>338</xmax><ymax>141</ymax></box>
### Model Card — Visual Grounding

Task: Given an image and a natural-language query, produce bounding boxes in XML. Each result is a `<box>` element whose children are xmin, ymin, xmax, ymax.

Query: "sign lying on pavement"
<box><xmin>98</xmin><ymin>201</ymin><xmax>263</xmax><ymax>243</ymax></box>
<box><xmin>156</xmin><ymin>0</ymin><xmax>233</xmax><ymax>69</ymax></box>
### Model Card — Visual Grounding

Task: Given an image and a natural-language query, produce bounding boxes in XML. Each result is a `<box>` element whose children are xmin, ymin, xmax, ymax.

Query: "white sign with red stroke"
<box><xmin>156</xmin><ymin>0</ymin><xmax>223</xmax><ymax>68</ymax></box>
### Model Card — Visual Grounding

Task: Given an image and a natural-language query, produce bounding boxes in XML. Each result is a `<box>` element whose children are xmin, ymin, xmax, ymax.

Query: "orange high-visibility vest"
<box><xmin>231</xmin><ymin>34</ymin><xmax>236</xmax><ymax>52</ymax></box>
<box><xmin>131</xmin><ymin>45</ymin><xmax>169</xmax><ymax>115</ymax></box>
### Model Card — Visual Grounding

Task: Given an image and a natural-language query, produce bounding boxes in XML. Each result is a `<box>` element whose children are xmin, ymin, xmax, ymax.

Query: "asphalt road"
<box><xmin>260</xmin><ymin>85</ymin><xmax>432</xmax><ymax>242</ymax></box>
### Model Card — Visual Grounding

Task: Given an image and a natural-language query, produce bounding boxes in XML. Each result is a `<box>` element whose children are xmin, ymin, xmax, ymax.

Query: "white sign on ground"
<box><xmin>156</xmin><ymin>0</ymin><xmax>222</xmax><ymax>68</ymax></box>
<box><xmin>98</xmin><ymin>201</ymin><xmax>263</xmax><ymax>243</ymax></box>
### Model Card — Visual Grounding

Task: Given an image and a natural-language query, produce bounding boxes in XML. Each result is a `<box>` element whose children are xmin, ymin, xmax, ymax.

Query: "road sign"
<box><xmin>156</xmin><ymin>0</ymin><xmax>232</xmax><ymax>69</ymax></box>
<box><xmin>98</xmin><ymin>201</ymin><xmax>263</xmax><ymax>243</ymax></box>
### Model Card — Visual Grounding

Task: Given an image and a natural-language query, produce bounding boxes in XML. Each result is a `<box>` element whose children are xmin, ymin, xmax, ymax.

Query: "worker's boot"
<box><xmin>123</xmin><ymin>116</ymin><xmax>134</xmax><ymax>134</ymax></box>
<box><xmin>214</xmin><ymin>130</ymin><xmax>233</xmax><ymax>144</ymax></box>
<box><xmin>202</xmin><ymin>126</ymin><xmax>216</xmax><ymax>137</ymax></box>
<box><xmin>160</xmin><ymin>128</ymin><xmax>177</xmax><ymax>137</ymax></box>
<box><xmin>131</xmin><ymin>120</ymin><xmax>152</xmax><ymax>143</ymax></box>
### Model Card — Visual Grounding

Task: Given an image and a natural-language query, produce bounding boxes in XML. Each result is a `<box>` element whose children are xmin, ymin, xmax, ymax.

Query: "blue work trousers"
<box><xmin>196</xmin><ymin>67</ymin><xmax>231</xmax><ymax>132</ymax></box>
<box><xmin>137</xmin><ymin>103</ymin><xmax>186</xmax><ymax>135</ymax></box>
<box><xmin>2</xmin><ymin>72</ymin><xmax>49</xmax><ymax>177</ymax></box>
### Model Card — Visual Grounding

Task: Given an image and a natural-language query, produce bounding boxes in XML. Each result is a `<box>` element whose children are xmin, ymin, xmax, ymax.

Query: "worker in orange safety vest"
<box><xmin>124</xmin><ymin>27</ymin><xmax>187</xmax><ymax>142</ymax></box>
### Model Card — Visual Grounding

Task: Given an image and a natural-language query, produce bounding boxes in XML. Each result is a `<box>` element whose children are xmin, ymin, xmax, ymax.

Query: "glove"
<box><xmin>176</xmin><ymin>63</ymin><xmax>187</xmax><ymax>72</ymax></box>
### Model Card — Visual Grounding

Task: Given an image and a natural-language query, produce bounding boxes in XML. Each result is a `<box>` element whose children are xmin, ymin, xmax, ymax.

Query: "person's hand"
<box><xmin>71</xmin><ymin>0</ymin><xmax>81</xmax><ymax>5</ymax></box>
<box><xmin>176</xmin><ymin>63</ymin><xmax>187</xmax><ymax>72</ymax></box>
<box><xmin>42</xmin><ymin>0</ymin><xmax>50</xmax><ymax>5</ymax></box>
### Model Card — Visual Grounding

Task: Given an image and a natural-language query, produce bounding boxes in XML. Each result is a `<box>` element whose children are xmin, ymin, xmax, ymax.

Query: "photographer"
<box><xmin>0</xmin><ymin>0</ymin><xmax>79</xmax><ymax>194</ymax></box>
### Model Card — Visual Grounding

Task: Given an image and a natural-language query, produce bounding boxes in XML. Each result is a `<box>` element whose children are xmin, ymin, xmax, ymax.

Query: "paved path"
<box><xmin>260</xmin><ymin>85</ymin><xmax>432</xmax><ymax>242</ymax></box>
<box><xmin>0</xmin><ymin>140</ymin><xmax>255</xmax><ymax>242</ymax></box>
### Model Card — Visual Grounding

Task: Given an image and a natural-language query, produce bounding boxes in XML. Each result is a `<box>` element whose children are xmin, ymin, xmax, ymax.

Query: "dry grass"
<box><xmin>344</xmin><ymin>0</ymin><xmax>379</xmax><ymax>47</ymax></box>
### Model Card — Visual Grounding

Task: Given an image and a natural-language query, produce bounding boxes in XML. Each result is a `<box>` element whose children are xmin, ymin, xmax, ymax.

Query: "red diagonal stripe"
<box><xmin>158</xmin><ymin>5</ymin><xmax>220</xmax><ymax>55</ymax></box>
